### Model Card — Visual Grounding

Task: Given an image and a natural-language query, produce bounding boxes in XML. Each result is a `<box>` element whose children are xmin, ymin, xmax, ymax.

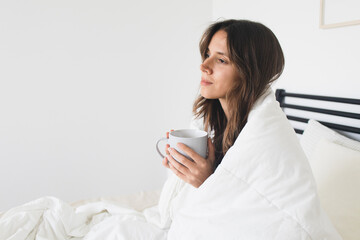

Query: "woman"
<box><xmin>162</xmin><ymin>19</ymin><xmax>284</xmax><ymax>188</ymax></box>
<box><xmin>159</xmin><ymin>19</ymin><xmax>341</xmax><ymax>239</ymax></box>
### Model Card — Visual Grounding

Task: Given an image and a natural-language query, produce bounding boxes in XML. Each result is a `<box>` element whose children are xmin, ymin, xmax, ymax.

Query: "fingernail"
<box><xmin>168</xmin><ymin>148</ymin><xmax>172</xmax><ymax>152</ymax></box>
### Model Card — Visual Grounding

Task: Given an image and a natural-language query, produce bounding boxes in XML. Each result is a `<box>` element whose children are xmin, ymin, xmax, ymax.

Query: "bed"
<box><xmin>0</xmin><ymin>89</ymin><xmax>359</xmax><ymax>240</ymax></box>
<box><xmin>275</xmin><ymin>89</ymin><xmax>360</xmax><ymax>240</ymax></box>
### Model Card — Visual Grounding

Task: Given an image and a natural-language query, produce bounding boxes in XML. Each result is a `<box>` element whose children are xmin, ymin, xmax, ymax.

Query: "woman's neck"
<box><xmin>219</xmin><ymin>98</ymin><xmax>230</xmax><ymax>120</ymax></box>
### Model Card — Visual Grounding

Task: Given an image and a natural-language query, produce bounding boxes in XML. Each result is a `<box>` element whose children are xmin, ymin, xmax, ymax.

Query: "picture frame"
<box><xmin>319</xmin><ymin>0</ymin><xmax>360</xmax><ymax>29</ymax></box>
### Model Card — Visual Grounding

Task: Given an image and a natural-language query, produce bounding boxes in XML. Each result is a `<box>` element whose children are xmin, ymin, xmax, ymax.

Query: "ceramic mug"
<box><xmin>156</xmin><ymin>129</ymin><xmax>208</xmax><ymax>161</ymax></box>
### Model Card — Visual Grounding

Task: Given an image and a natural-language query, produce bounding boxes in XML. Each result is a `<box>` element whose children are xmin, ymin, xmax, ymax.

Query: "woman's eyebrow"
<box><xmin>216</xmin><ymin>51</ymin><xmax>228</xmax><ymax>57</ymax></box>
<box><xmin>207</xmin><ymin>48</ymin><xmax>229</xmax><ymax>57</ymax></box>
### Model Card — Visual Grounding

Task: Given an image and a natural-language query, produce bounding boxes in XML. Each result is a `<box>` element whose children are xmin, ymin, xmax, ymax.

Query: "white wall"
<box><xmin>0</xmin><ymin>0</ymin><xmax>212</xmax><ymax>211</ymax></box>
<box><xmin>213</xmin><ymin>0</ymin><xmax>360</xmax><ymax>98</ymax></box>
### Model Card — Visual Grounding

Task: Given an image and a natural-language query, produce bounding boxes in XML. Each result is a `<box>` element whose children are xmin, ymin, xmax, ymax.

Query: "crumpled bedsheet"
<box><xmin>0</xmin><ymin>195</ymin><xmax>167</xmax><ymax>240</ymax></box>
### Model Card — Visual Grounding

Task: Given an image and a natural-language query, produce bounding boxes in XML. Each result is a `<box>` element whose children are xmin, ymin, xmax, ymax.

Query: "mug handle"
<box><xmin>156</xmin><ymin>137</ymin><xmax>168</xmax><ymax>159</ymax></box>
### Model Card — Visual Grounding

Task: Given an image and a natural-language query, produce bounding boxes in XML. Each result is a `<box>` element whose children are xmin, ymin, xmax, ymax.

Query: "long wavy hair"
<box><xmin>193</xmin><ymin>19</ymin><xmax>285</xmax><ymax>166</ymax></box>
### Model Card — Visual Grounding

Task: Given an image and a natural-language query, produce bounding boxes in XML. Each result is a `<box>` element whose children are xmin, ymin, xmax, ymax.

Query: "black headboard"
<box><xmin>275</xmin><ymin>89</ymin><xmax>360</xmax><ymax>135</ymax></box>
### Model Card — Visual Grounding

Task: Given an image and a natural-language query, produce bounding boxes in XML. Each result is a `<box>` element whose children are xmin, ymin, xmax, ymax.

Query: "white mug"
<box><xmin>156</xmin><ymin>129</ymin><xmax>208</xmax><ymax>161</ymax></box>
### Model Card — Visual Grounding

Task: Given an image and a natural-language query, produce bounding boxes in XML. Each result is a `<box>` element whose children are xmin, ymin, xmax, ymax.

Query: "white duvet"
<box><xmin>0</xmin><ymin>89</ymin><xmax>341</xmax><ymax>240</ymax></box>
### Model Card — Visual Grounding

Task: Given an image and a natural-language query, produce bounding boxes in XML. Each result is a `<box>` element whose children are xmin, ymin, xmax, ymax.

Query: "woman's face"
<box><xmin>200</xmin><ymin>30</ymin><xmax>239</xmax><ymax>101</ymax></box>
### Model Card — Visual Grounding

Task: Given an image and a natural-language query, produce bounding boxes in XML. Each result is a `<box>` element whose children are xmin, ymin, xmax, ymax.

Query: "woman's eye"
<box><xmin>204</xmin><ymin>53</ymin><xmax>226</xmax><ymax>64</ymax></box>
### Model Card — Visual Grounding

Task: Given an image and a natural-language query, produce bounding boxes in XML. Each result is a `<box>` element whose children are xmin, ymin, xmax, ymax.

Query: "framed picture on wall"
<box><xmin>320</xmin><ymin>0</ymin><xmax>360</xmax><ymax>29</ymax></box>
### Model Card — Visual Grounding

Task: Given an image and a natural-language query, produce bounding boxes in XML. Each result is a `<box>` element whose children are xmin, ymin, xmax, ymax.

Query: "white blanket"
<box><xmin>0</xmin><ymin>89</ymin><xmax>342</xmax><ymax>240</ymax></box>
<box><xmin>163</xmin><ymin>89</ymin><xmax>342</xmax><ymax>239</ymax></box>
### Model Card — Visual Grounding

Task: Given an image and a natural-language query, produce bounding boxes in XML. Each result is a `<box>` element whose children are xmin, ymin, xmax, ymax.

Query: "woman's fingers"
<box><xmin>162</xmin><ymin>156</ymin><xmax>167</xmax><ymax>167</ymax></box>
<box><xmin>165</xmin><ymin>130</ymin><xmax>174</xmax><ymax>154</ymax></box>
<box><xmin>167</xmin><ymin>153</ymin><xmax>190</xmax><ymax>175</ymax></box>
<box><xmin>168</xmin><ymin>147</ymin><xmax>195</xmax><ymax>169</ymax></box>
<box><xmin>168</xmin><ymin>159</ymin><xmax>186</xmax><ymax>180</ymax></box>
<box><xmin>166</xmin><ymin>129</ymin><xmax>174</xmax><ymax>138</ymax></box>
<box><xmin>176</xmin><ymin>142</ymin><xmax>206</xmax><ymax>165</ymax></box>
<box><xmin>162</xmin><ymin>156</ymin><xmax>170</xmax><ymax>168</ymax></box>
<box><xmin>165</xmin><ymin>129</ymin><xmax>174</xmax><ymax>156</ymax></box>
<box><xmin>165</xmin><ymin>144</ymin><xmax>170</xmax><ymax>155</ymax></box>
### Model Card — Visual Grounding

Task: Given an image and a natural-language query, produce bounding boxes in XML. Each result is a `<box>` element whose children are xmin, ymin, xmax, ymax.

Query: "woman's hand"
<box><xmin>162</xmin><ymin>130</ymin><xmax>174</xmax><ymax>168</ymax></box>
<box><xmin>162</xmin><ymin>135</ymin><xmax>216</xmax><ymax>188</ymax></box>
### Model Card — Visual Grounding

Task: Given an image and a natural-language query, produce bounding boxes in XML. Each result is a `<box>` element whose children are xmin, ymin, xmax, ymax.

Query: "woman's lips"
<box><xmin>200</xmin><ymin>79</ymin><xmax>213</xmax><ymax>86</ymax></box>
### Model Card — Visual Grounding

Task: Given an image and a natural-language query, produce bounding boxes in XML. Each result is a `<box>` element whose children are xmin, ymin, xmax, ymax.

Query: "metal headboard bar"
<box><xmin>281</xmin><ymin>103</ymin><xmax>360</xmax><ymax>119</ymax></box>
<box><xmin>275</xmin><ymin>89</ymin><xmax>360</xmax><ymax>135</ymax></box>
<box><xmin>276</xmin><ymin>89</ymin><xmax>360</xmax><ymax>105</ymax></box>
<box><xmin>287</xmin><ymin>115</ymin><xmax>360</xmax><ymax>134</ymax></box>
<box><xmin>294</xmin><ymin>129</ymin><xmax>304</xmax><ymax>134</ymax></box>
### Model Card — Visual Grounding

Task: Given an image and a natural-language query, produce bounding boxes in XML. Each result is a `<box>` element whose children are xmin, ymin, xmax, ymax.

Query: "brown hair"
<box><xmin>193</xmin><ymin>19</ymin><xmax>285</xmax><ymax>166</ymax></box>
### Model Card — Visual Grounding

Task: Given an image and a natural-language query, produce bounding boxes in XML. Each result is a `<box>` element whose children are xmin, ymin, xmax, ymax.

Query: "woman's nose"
<box><xmin>200</xmin><ymin>60</ymin><xmax>212</xmax><ymax>75</ymax></box>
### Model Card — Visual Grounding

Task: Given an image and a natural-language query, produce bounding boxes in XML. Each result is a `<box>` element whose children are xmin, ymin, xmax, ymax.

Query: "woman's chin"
<box><xmin>200</xmin><ymin>93</ymin><xmax>216</xmax><ymax>99</ymax></box>
<box><xmin>200</xmin><ymin>89</ymin><xmax>215</xmax><ymax>99</ymax></box>
<box><xmin>200</xmin><ymin>92</ymin><xmax>208</xmax><ymax>99</ymax></box>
